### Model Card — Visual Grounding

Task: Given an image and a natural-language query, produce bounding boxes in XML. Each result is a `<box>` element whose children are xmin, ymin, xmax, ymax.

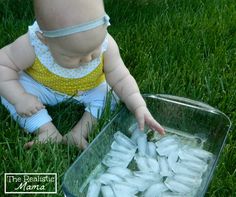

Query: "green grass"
<box><xmin>0</xmin><ymin>0</ymin><xmax>235</xmax><ymax>196</ymax></box>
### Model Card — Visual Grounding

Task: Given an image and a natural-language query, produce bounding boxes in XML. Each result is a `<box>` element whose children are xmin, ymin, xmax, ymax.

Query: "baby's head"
<box><xmin>34</xmin><ymin>0</ymin><xmax>109</xmax><ymax>68</ymax></box>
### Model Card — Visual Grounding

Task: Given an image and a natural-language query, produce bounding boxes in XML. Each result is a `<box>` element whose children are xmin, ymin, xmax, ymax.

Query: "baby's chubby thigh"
<box><xmin>1</xmin><ymin>72</ymin><xmax>66</xmax><ymax>133</ymax></box>
<box><xmin>75</xmin><ymin>82</ymin><xmax>119</xmax><ymax>119</ymax></box>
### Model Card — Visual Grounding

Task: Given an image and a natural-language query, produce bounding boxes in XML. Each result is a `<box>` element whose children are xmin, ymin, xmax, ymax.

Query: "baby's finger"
<box><xmin>151</xmin><ymin>123</ymin><xmax>165</xmax><ymax>135</ymax></box>
<box><xmin>41</xmin><ymin>104</ymin><xmax>45</xmax><ymax>109</ymax></box>
<box><xmin>31</xmin><ymin>108</ymin><xmax>40</xmax><ymax>114</ymax></box>
<box><xmin>20</xmin><ymin>112</ymin><xmax>32</xmax><ymax>117</ymax></box>
<box><xmin>146</xmin><ymin>117</ymin><xmax>165</xmax><ymax>135</ymax></box>
<box><xmin>26</xmin><ymin>112</ymin><xmax>33</xmax><ymax>116</ymax></box>
<box><xmin>36</xmin><ymin>105</ymin><xmax>45</xmax><ymax>111</ymax></box>
<box><xmin>136</xmin><ymin>114</ymin><xmax>145</xmax><ymax>131</ymax></box>
<box><xmin>20</xmin><ymin>113</ymin><xmax>26</xmax><ymax>118</ymax></box>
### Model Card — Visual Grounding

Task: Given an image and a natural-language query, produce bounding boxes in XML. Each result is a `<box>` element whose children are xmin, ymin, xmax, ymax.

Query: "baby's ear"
<box><xmin>36</xmin><ymin>31</ymin><xmax>47</xmax><ymax>45</ymax></box>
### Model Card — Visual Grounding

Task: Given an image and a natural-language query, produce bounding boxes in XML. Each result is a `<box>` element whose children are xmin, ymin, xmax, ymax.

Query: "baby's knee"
<box><xmin>1</xmin><ymin>101</ymin><xmax>53</xmax><ymax>133</ymax></box>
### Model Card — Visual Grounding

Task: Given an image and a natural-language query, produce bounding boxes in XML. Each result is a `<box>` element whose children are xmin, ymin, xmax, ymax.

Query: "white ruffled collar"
<box><xmin>28</xmin><ymin>21</ymin><xmax>108</xmax><ymax>79</ymax></box>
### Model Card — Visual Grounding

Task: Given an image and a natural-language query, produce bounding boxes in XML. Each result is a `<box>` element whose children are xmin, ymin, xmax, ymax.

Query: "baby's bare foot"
<box><xmin>62</xmin><ymin>131</ymin><xmax>88</xmax><ymax>150</ymax></box>
<box><xmin>24</xmin><ymin>133</ymin><xmax>62</xmax><ymax>149</ymax></box>
<box><xmin>24</xmin><ymin>122</ymin><xmax>62</xmax><ymax>149</ymax></box>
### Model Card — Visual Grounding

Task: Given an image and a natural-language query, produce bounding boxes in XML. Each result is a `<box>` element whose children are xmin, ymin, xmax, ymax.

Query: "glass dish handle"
<box><xmin>144</xmin><ymin>94</ymin><xmax>219</xmax><ymax>113</ymax></box>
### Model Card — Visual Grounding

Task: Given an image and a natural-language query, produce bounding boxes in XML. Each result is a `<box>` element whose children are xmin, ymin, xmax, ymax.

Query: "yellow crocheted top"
<box><xmin>26</xmin><ymin>56</ymin><xmax>105</xmax><ymax>96</ymax></box>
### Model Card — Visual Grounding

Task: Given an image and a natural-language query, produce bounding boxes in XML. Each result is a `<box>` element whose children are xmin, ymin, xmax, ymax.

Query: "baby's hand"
<box><xmin>134</xmin><ymin>106</ymin><xmax>165</xmax><ymax>135</ymax></box>
<box><xmin>14</xmin><ymin>93</ymin><xmax>45</xmax><ymax>117</ymax></box>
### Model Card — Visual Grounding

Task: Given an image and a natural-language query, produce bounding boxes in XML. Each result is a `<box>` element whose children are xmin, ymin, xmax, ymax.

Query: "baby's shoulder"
<box><xmin>3</xmin><ymin>33</ymin><xmax>36</xmax><ymax>70</ymax></box>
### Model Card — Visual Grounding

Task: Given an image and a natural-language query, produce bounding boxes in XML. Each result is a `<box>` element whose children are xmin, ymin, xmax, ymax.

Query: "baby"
<box><xmin>0</xmin><ymin>0</ymin><xmax>164</xmax><ymax>149</ymax></box>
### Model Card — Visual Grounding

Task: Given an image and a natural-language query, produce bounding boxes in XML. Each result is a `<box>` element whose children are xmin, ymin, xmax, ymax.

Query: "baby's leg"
<box><xmin>65</xmin><ymin>82</ymin><xmax>118</xmax><ymax>149</ymax></box>
<box><xmin>1</xmin><ymin>73</ymin><xmax>65</xmax><ymax>148</ymax></box>
<box><xmin>62</xmin><ymin>111</ymin><xmax>97</xmax><ymax>149</ymax></box>
<box><xmin>2</xmin><ymin>97</ymin><xmax>62</xmax><ymax>148</ymax></box>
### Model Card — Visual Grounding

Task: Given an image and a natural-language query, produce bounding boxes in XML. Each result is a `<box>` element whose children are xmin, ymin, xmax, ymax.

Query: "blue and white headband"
<box><xmin>42</xmin><ymin>14</ymin><xmax>110</xmax><ymax>38</ymax></box>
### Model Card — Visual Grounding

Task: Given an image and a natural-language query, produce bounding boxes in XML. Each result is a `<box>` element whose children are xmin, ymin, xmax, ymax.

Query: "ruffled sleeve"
<box><xmin>28</xmin><ymin>21</ymin><xmax>50</xmax><ymax>57</ymax></box>
<box><xmin>101</xmin><ymin>34</ymin><xmax>108</xmax><ymax>53</ymax></box>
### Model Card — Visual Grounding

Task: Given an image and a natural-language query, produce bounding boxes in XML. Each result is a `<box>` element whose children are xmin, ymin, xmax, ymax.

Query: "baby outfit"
<box><xmin>1</xmin><ymin>22</ymin><xmax>117</xmax><ymax>133</ymax></box>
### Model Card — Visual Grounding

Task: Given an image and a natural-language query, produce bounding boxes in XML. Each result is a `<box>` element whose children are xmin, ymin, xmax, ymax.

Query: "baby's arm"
<box><xmin>104</xmin><ymin>34</ymin><xmax>164</xmax><ymax>134</ymax></box>
<box><xmin>0</xmin><ymin>33</ymin><xmax>45</xmax><ymax>116</ymax></box>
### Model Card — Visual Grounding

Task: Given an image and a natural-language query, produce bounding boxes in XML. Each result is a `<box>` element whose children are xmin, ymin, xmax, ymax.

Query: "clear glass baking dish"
<box><xmin>62</xmin><ymin>94</ymin><xmax>231</xmax><ymax>197</ymax></box>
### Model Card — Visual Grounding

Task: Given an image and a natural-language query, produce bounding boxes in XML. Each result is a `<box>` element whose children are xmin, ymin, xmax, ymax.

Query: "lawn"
<box><xmin>0</xmin><ymin>0</ymin><xmax>235</xmax><ymax>196</ymax></box>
